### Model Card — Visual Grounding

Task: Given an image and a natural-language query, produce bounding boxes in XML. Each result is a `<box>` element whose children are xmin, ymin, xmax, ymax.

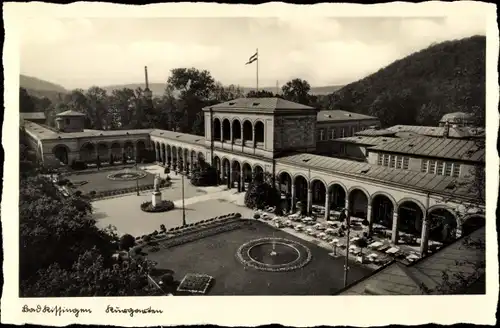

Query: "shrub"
<box><xmin>74</xmin><ymin>190</ymin><xmax>82</xmax><ymax>197</ymax></box>
<box><xmin>190</xmin><ymin>159</ymin><xmax>218</xmax><ymax>187</ymax></box>
<box><xmin>160</xmin><ymin>224</ymin><xmax>167</xmax><ymax>233</ymax></box>
<box><xmin>89</xmin><ymin>190</ymin><xmax>97</xmax><ymax>197</ymax></box>
<box><xmin>164</xmin><ymin>167</ymin><xmax>170</xmax><ymax>174</ymax></box>
<box><xmin>361</xmin><ymin>219</ymin><xmax>369</xmax><ymax>226</ymax></box>
<box><xmin>166</xmin><ymin>175</ymin><xmax>171</xmax><ymax>182</ymax></box>
<box><xmin>57</xmin><ymin>179</ymin><xmax>69</xmax><ymax>186</ymax></box>
<box><xmin>143</xmin><ymin>235</ymin><xmax>151</xmax><ymax>243</ymax></box>
<box><xmin>253</xmin><ymin>213</ymin><xmax>261</xmax><ymax>219</ymax></box>
<box><xmin>70</xmin><ymin>160</ymin><xmax>87</xmax><ymax>171</ymax></box>
<box><xmin>140</xmin><ymin>200</ymin><xmax>175</xmax><ymax>213</ymax></box>
<box><xmin>244</xmin><ymin>174</ymin><xmax>281</xmax><ymax>212</ymax></box>
<box><xmin>120</xmin><ymin>234</ymin><xmax>136</xmax><ymax>251</ymax></box>
<box><xmin>153</xmin><ymin>230</ymin><xmax>159</xmax><ymax>235</ymax></box>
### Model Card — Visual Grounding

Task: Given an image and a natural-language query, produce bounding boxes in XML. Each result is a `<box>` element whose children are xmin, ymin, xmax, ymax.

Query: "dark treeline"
<box><xmin>20</xmin><ymin>36</ymin><xmax>485</xmax><ymax>135</ymax></box>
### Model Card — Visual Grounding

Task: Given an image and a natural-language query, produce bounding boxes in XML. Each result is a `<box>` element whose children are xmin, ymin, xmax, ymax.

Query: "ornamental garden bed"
<box><xmin>141</xmin><ymin>200</ymin><xmax>175</xmax><ymax>213</ymax></box>
<box><xmin>177</xmin><ymin>273</ymin><xmax>214</xmax><ymax>295</ymax></box>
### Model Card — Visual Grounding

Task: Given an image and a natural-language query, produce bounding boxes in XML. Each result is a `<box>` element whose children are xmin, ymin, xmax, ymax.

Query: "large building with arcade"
<box><xmin>21</xmin><ymin>94</ymin><xmax>485</xmax><ymax>257</ymax></box>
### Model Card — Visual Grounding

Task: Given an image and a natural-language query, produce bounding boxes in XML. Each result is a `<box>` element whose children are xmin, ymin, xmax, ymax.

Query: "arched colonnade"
<box><xmin>213</xmin><ymin>117</ymin><xmax>265</xmax><ymax>148</ymax></box>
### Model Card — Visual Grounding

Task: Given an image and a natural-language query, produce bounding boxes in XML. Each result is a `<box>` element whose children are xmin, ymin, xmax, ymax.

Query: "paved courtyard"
<box><xmin>92</xmin><ymin>171</ymin><xmax>253</xmax><ymax>236</ymax></box>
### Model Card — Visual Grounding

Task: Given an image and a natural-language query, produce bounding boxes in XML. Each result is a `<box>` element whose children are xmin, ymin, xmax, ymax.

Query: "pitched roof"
<box><xmin>203</xmin><ymin>97</ymin><xmax>315</xmax><ymax>112</ymax></box>
<box><xmin>317</xmin><ymin>110</ymin><xmax>378</xmax><ymax>122</ymax></box>
<box><xmin>20</xmin><ymin>112</ymin><xmax>46</xmax><ymax>120</ymax></box>
<box><xmin>368</xmin><ymin>136</ymin><xmax>485</xmax><ymax>162</ymax></box>
<box><xmin>150</xmin><ymin>129</ymin><xmax>206</xmax><ymax>145</ymax></box>
<box><xmin>337</xmin><ymin>227</ymin><xmax>485</xmax><ymax>295</ymax></box>
<box><xmin>276</xmin><ymin>153</ymin><xmax>479</xmax><ymax>199</ymax></box>
<box><xmin>387</xmin><ymin>125</ymin><xmax>485</xmax><ymax>139</ymax></box>
<box><xmin>354</xmin><ymin>128</ymin><xmax>396</xmax><ymax>137</ymax></box>
<box><xmin>56</xmin><ymin>110</ymin><xmax>86</xmax><ymax>117</ymax></box>
<box><xmin>335</xmin><ymin>136</ymin><xmax>398</xmax><ymax>146</ymax></box>
<box><xmin>23</xmin><ymin>121</ymin><xmax>152</xmax><ymax>140</ymax></box>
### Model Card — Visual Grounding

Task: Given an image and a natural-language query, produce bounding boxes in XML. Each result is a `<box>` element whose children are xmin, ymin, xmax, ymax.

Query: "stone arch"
<box><xmin>461</xmin><ymin>214</ymin><xmax>485</xmax><ymax>236</ymax></box>
<box><xmin>221</xmin><ymin>157</ymin><xmax>231</xmax><ymax>183</ymax></box>
<box><xmin>80</xmin><ymin>142</ymin><xmax>96</xmax><ymax>162</ymax></box>
<box><xmin>370</xmin><ymin>191</ymin><xmax>397</xmax><ymax>209</ymax></box>
<box><xmin>372</xmin><ymin>193</ymin><xmax>396</xmax><ymax>229</ymax></box>
<box><xmin>213</xmin><ymin>118</ymin><xmax>222</xmax><ymax>141</ymax></box>
<box><xmin>231</xmin><ymin>159</ymin><xmax>242</xmax><ymax>186</ymax></box>
<box><xmin>154</xmin><ymin>142</ymin><xmax>161</xmax><ymax>162</ymax></box>
<box><xmin>253</xmin><ymin>164</ymin><xmax>265</xmax><ymax>182</ymax></box>
<box><xmin>232</xmin><ymin>119</ymin><xmax>242</xmax><ymax>142</ymax></box>
<box><xmin>111</xmin><ymin>142</ymin><xmax>122</xmax><ymax>161</ymax></box>
<box><xmin>348</xmin><ymin>187</ymin><xmax>369</xmax><ymax>218</ymax></box>
<box><xmin>52</xmin><ymin>144</ymin><xmax>70</xmax><ymax>165</ymax></box>
<box><xmin>277</xmin><ymin>170</ymin><xmax>293</xmax><ymax>192</ymax></box>
<box><xmin>293</xmin><ymin>174</ymin><xmax>309</xmax><ymax>207</ymax></box>
<box><xmin>97</xmin><ymin>142</ymin><xmax>109</xmax><ymax>161</ymax></box>
<box><xmin>242</xmin><ymin>120</ymin><xmax>253</xmax><ymax>145</ymax></box>
<box><xmin>190</xmin><ymin>150</ymin><xmax>196</xmax><ymax>166</ymax></box>
<box><xmin>123</xmin><ymin>140</ymin><xmax>134</xmax><ymax>160</ymax></box>
<box><xmin>242</xmin><ymin>162</ymin><xmax>253</xmax><ymax>183</ymax></box>
<box><xmin>427</xmin><ymin>206</ymin><xmax>459</xmax><ymax>243</ymax></box>
<box><xmin>136</xmin><ymin>140</ymin><xmax>147</xmax><ymax>161</ymax></box>
<box><xmin>397</xmin><ymin>200</ymin><xmax>425</xmax><ymax>235</ymax></box>
<box><xmin>396</xmin><ymin>197</ymin><xmax>426</xmax><ymax>216</ymax></box>
<box><xmin>328</xmin><ymin>182</ymin><xmax>347</xmax><ymax>211</ymax></box>
<box><xmin>198</xmin><ymin>152</ymin><xmax>205</xmax><ymax>162</ymax></box>
<box><xmin>222</xmin><ymin>118</ymin><xmax>231</xmax><ymax>141</ymax></box>
<box><xmin>311</xmin><ymin>178</ymin><xmax>327</xmax><ymax>206</ymax></box>
<box><xmin>254</xmin><ymin>120</ymin><xmax>265</xmax><ymax>144</ymax></box>
<box><xmin>213</xmin><ymin>156</ymin><xmax>222</xmax><ymax>182</ymax></box>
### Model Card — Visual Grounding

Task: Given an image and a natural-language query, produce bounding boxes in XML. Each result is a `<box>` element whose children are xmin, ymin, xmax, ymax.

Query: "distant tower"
<box><xmin>144</xmin><ymin>66</ymin><xmax>152</xmax><ymax>99</ymax></box>
<box><xmin>276</xmin><ymin>80</ymin><xmax>279</xmax><ymax>95</ymax></box>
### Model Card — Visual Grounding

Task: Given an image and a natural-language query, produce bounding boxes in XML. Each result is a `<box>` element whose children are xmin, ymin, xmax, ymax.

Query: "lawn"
<box><xmin>66</xmin><ymin>169</ymin><xmax>157</xmax><ymax>194</ymax></box>
<box><xmin>146</xmin><ymin>220</ymin><xmax>373</xmax><ymax>295</ymax></box>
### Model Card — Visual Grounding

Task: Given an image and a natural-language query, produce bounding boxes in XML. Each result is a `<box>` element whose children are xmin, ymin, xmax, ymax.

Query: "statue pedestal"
<box><xmin>152</xmin><ymin>191</ymin><xmax>162</xmax><ymax>207</ymax></box>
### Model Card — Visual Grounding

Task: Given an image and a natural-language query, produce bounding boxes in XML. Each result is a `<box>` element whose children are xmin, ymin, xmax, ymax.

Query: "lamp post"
<box><xmin>181</xmin><ymin>171</ymin><xmax>186</xmax><ymax>226</ymax></box>
<box><xmin>340</xmin><ymin>208</ymin><xmax>351</xmax><ymax>288</ymax></box>
<box><xmin>135</xmin><ymin>163</ymin><xmax>140</xmax><ymax>196</ymax></box>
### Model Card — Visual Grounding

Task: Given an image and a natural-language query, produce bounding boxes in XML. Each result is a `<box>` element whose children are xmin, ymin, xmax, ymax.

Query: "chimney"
<box><xmin>144</xmin><ymin>66</ymin><xmax>152</xmax><ymax>99</ymax></box>
<box><xmin>144</xmin><ymin>66</ymin><xmax>150</xmax><ymax>90</ymax></box>
<box><xmin>443</xmin><ymin>121</ymin><xmax>450</xmax><ymax>138</ymax></box>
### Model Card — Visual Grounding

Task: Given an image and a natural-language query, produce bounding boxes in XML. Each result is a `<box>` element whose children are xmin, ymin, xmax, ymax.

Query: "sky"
<box><xmin>19</xmin><ymin>16</ymin><xmax>486</xmax><ymax>89</ymax></box>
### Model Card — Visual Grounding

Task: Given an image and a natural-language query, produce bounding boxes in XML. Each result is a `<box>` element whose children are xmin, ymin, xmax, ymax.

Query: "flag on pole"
<box><xmin>245</xmin><ymin>51</ymin><xmax>258</xmax><ymax>65</ymax></box>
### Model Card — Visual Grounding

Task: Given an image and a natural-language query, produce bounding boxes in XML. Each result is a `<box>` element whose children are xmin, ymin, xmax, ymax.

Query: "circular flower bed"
<box><xmin>107</xmin><ymin>170</ymin><xmax>147</xmax><ymax>181</ymax></box>
<box><xmin>140</xmin><ymin>200</ymin><xmax>175</xmax><ymax>213</ymax></box>
<box><xmin>236</xmin><ymin>237</ymin><xmax>312</xmax><ymax>272</ymax></box>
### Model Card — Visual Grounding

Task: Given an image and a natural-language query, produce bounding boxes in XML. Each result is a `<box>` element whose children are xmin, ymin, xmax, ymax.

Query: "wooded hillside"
<box><xmin>322</xmin><ymin>35</ymin><xmax>486</xmax><ymax>127</ymax></box>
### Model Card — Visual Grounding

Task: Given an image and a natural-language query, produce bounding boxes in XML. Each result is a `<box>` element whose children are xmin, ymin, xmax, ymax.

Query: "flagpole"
<box><xmin>256</xmin><ymin>48</ymin><xmax>259</xmax><ymax>92</ymax></box>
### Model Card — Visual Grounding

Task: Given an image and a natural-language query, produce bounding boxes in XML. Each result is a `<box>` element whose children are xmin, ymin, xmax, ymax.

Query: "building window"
<box><xmin>452</xmin><ymin>164</ymin><xmax>461</xmax><ymax>177</ymax></box>
<box><xmin>403</xmin><ymin>157</ymin><xmax>409</xmax><ymax>170</ymax></box>
<box><xmin>330</xmin><ymin>129</ymin><xmax>336</xmax><ymax>140</ymax></box>
<box><xmin>428</xmin><ymin>160</ymin><xmax>436</xmax><ymax>174</ymax></box>
<box><xmin>351</xmin><ymin>126</ymin><xmax>356</xmax><ymax>136</ymax></box>
<box><xmin>340</xmin><ymin>144</ymin><xmax>346</xmax><ymax>154</ymax></box>
<box><xmin>340</xmin><ymin>128</ymin><xmax>345</xmax><ymax>138</ymax></box>
<box><xmin>445</xmin><ymin>162</ymin><xmax>453</xmax><ymax>176</ymax></box>
<box><xmin>396</xmin><ymin>156</ymin><xmax>403</xmax><ymax>169</ymax></box>
<box><xmin>65</xmin><ymin>118</ymin><xmax>70</xmax><ymax>125</ymax></box>
<box><xmin>319</xmin><ymin>129</ymin><xmax>325</xmax><ymax>141</ymax></box>
<box><xmin>436</xmin><ymin>161</ymin><xmax>445</xmax><ymax>175</ymax></box>
<box><xmin>377</xmin><ymin>154</ymin><xmax>383</xmax><ymax>165</ymax></box>
<box><xmin>389</xmin><ymin>155</ymin><xmax>396</xmax><ymax>168</ymax></box>
<box><xmin>383</xmin><ymin>154</ymin><xmax>389</xmax><ymax>166</ymax></box>
<box><xmin>421</xmin><ymin>160</ymin><xmax>428</xmax><ymax>173</ymax></box>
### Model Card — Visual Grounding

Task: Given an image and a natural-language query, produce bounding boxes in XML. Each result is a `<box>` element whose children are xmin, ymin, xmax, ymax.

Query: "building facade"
<box><xmin>21</xmin><ymin>97</ymin><xmax>485</xmax><ymax>256</ymax></box>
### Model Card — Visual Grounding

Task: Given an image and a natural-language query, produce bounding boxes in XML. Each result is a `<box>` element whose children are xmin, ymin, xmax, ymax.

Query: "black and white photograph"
<box><xmin>2</xmin><ymin>1</ymin><xmax>498</xmax><ymax>326</ymax></box>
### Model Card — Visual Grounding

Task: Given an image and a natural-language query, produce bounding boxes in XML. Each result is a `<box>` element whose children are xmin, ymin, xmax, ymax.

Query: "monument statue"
<box><xmin>154</xmin><ymin>173</ymin><xmax>161</xmax><ymax>192</ymax></box>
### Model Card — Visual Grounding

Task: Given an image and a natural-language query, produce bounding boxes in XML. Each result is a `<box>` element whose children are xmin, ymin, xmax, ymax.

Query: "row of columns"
<box><xmin>283</xmin><ymin>182</ymin><xmax>434</xmax><ymax>256</ymax></box>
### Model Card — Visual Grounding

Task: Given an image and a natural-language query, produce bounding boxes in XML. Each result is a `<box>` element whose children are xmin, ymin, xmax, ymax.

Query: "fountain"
<box><xmin>270</xmin><ymin>233</ymin><xmax>277</xmax><ymax>257</ymax></box>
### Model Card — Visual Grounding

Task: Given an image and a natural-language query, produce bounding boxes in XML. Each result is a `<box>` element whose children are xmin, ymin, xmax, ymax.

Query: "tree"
<box><xmin>20</xmin><ymin>87</ymin><xmax>36</xmax><ymax>112</ymax></box>
<box><xmin>85</xmin><ymin>86</ymin><xmax>109</xmax><ymax>130</ymax></box>
<box><xmin>190</xmin><ymin>159</ymin><xmax>218</xmax><ymax>186</ymax></box>
<box><xmin>281</xmin><ymin>78</ymin><xmax>312</xmax><ymax>105</ymax></box>
<box><xmin>108</xmin><ymin>88</ymin><xmax>136</xmax><ymax>129</ymax></box>
<box><xmin>354</xmin><ymin>237</ymin><xmax>369</xmax><ymax>256</ymax></box>
<box><xmin>119</xmin><ymin>234</ymin><xmax>136</xmax><ymax>251</ymax></box>
<box><xmin>164</xmin><ymin>67</ymin><xmax>217</xmax><ymax>134</ymax></box>
<box><xmin>244</xmin><ymin>172</ymin><xmax>281</xmax><ymax>213</ymax></box>
<box><xmin>246</xmin><ymin>90</ymin><xmax>275</xmax><ymax>98</ymax></box>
